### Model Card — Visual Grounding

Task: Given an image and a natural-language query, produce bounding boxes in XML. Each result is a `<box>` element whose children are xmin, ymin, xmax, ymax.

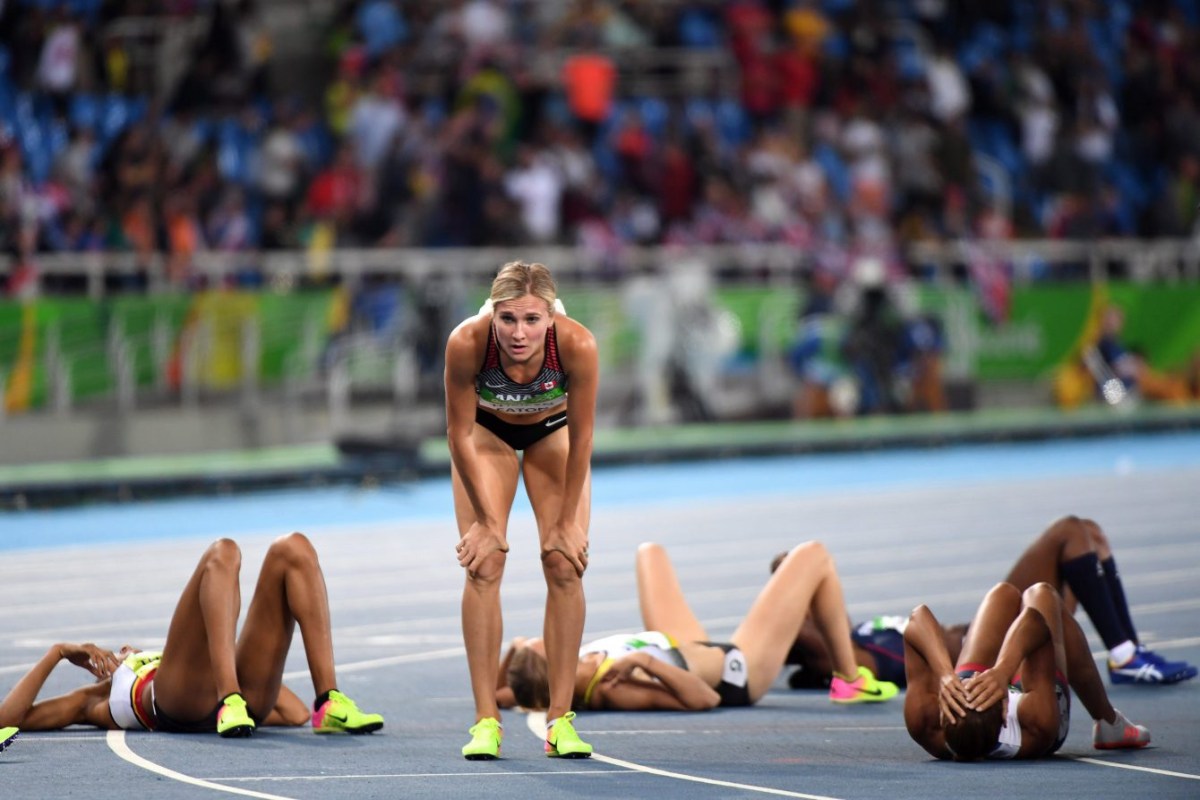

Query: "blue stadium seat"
<box><xmin>685</xmin><ymin>97</ymin><xmax>714</xmax><ymax>132</ymax></box>
<box><xmin>100</xmin><ymin>93</ymin><xmax>134</xmax><ymax>146</ymax></box>
<box><xmin>637</xmin><ymin>97</ymin><xmax>670</xmax><ymax>140</ymax></box>
<box><xmin>69</xmin><ymin>93</ymin><xmax>100</xmax><ymax>131</ymax></box>
<box><xmin>813</xmin><ymin>142</ymin><xmax>851</xmax><ymax>204</ymax></box>
<box><xmin>216</xmin><ymin>118</ymin><xmax>255</xmax><ymax>185</ymax></box>
<box><xmin>714</xmin><ymin>98</ymin><xmax>749</xmax><ymax>148</ymax></box>
<box><xmin>678</xmin><ymin>7</ymin><xmax>721</xmax><ymax>48</ymax></box>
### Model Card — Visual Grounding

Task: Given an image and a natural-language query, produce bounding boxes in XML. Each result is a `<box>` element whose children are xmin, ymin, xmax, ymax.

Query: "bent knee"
<box><xmin>988</xmin><ymin>581</ymin><xmax>1024</xmax><ymax>604</ymax></box>
<box><xmin>1080</xmin><ymin>519</ymin><xmax>1110</xmax><ymax>554</ymax></box>
<box><xmin>467</xmin><ymin>550</ymin><xmax>507</xmax><ymax>584</ymax></box>
<box><xmin>791</xmin><ymin>540</ymin><xmax>830</xmax><ymax>564</ymax></box>
<box><xmin>637</xmin><ymin>542</ymin><xmax>666</xmax><ymax>558</ymax></box>
<box><xmin>541</xmin><ymin>549</ymin><xmax>583</xmax><ymax>584</ymax></box>
<box><xmin>268</xmin><ymin>531</ymin><xmax>319</xmax><ymax>568</ymax></box>
<box><xmin>1021</xmin><ymin>581</ymin><xmax>1058</xmax><ymax>604</ymax></box>
<box><xmin>206</xmin><ymin>538</ymin><xmax>242</xmax><ymax>570</ymax></box>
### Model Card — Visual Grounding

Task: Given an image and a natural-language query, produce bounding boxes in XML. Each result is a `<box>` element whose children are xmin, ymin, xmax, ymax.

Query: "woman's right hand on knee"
<box><xmin>456</xmin><ymin>521</ymin><xmax>509</xmax><ymax>578</ymax></box>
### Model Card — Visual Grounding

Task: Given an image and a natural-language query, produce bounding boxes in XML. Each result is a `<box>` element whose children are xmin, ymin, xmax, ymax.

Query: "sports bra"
<box><xmin>475</xmin><ymin>324</ymin><xmax>568</xmax><ymax>414</ymax></box>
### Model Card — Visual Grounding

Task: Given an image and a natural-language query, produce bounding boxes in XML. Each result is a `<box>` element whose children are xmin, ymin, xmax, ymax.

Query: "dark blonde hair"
<box><xmin>490</xmin><ymin>261</ymin><xmax>557</xmax><ymax>311</ymax></box>
<box><xmin>506</xmin><ymin>645</ymin><xmax>552</xmax><ymax>710</ymax></box>
<box><xmin>944</xmin><ymin>704</ymin><xmax>1004</xmax><ymax>761</ymax></box>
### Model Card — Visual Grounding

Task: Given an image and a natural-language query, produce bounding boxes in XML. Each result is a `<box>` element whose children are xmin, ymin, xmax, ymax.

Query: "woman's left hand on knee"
<box><xmin>541</xmin><ymin>521</ymin><xmax>588</xmax><ymax>577</ymax></box>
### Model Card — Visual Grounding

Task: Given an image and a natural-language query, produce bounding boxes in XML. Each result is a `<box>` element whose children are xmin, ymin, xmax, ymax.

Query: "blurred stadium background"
<box><xmin>2</xmin><ymin>0</ymin><xmax>1200</xmax><ymax>506</ymax></box>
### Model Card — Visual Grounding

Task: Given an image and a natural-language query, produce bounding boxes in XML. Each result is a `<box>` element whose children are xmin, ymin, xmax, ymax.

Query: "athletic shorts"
<box><xmin>476</xmin><ymin>408</ymin><xmax>567</xmax><ymax>451</ymax></box>
<box><xmin>851</xmin><ymin>625</ymin><xmax>907</xmax><ymax>687</ymax></box>
<box><xmin>699</xmin><ymin>642</ymin><xmax>752</xmax><ymax>707</ymax></box>
<box><xmin>153</xmin><ymin>699</ymin><xmax>262</xmax><ymax>734</ymax></box>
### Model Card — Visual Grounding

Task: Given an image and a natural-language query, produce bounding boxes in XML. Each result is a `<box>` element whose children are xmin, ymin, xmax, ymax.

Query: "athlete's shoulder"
<box><xmin>447</xmin><ymin>312</ymin><xmax>490</xmax><ymax>352</ymax></box>
<box><xmin>554</xmin><ymin>314</ymin><xmax>597</xmax><ymax>354</ymax></box>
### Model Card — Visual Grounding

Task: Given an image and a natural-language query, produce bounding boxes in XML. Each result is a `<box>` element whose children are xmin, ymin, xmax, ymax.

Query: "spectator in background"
<box><xmin>433</xmin><ymin>98</ymin><xmax>499</xmax><ymax>246</ymax></box>
<box><xmin>356</xmin><ymin>0</ymin><xmax>408</xmax><ymax>61</ymax></box>
<box><xmin>504</xmin><ymin>144</ymin><xmax>564</xmax><ymax>244</ymax></box>
<box><xmin>206</xmin><ymin>186</ymin><xmax>253</xmax><ymax>254</ymax></box>
<box><xmin>349</xmin><ymin>68</ymin><xmax>406</xmax><ymax>172</ymax></box>
<box><xmin>561</xmin><ymin>35</ymin><xmax>616</xmax><ymax>146</ymax></box>
<box><xmin>258</xmin><ymin>102</ymin><xmax>308</xmax><ymax>217</ymax></box>
<box><xmin>164</xmin><ymin>191</ymin><xmax>204</xmax><ymax>285</ymax></box>
<box><xmin>36</xmin><ymin>8</ymin><xmax>81</xmax><ymax>118</ymax></box>
<box><xmin>53</xmin><ymin>126</ymin><xmax>99</xmax><ymax>220</ymax></box>
<box><xmin>1092</xmin><ymin>304</ymin><xmax>1192</xmax><ymax>405</ymax></box>
<box><xmin>925</xmin><ymin>40</ymin><xmax>971</xmax><ymax>124</ymax></box>
<box><xmin>840</xmin><ymin>258</ymin><xmax>904</xmax><ymax>415</ymax></box>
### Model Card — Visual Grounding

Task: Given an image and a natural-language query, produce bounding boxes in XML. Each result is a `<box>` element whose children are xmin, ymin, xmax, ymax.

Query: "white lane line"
<box><xmin>213</xmin><ymin>769</ymin><xmax>630</xmax><ymax>782</ymax></box>
<box><xmin>281</xmin><ymin>646</ymin><xmax>463</xmax><ymax>681</ymax></box>
<box><xmin>106</xmin><ymin>730</ymin><xmax>298</xmax><ymax>800</ymax></box>
<box><xmin>1075</xmin><ymin>757</ymin><xmax>1200</xmax><ymax>780</ymax></box>
<box><xmin>524</xmin><ymin>711</ymin><xmax>845</xmax><ymax>800</ymax></box>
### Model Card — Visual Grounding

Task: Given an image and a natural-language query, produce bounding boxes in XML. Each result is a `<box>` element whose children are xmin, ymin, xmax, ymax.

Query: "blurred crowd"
<box><xmin>3</xmin><ymin>0</ymin><xmax>1200</xmax><ymax>299</ymax></box>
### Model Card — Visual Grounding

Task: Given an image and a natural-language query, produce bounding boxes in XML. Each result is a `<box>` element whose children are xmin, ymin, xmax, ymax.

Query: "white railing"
<box><xmin>4</xmin><ymin>239</ymin><xmax>1200</xmax><ymax>299</ymax></box>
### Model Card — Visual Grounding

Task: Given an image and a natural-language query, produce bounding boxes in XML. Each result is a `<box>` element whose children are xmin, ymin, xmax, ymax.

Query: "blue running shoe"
<box><xmin>1134</xmin><ymin>646</ymin><xmax>1197</xmax><ymax>681</ymax></box>
<box><xmin>1109</xmin><ymin>649</ymin><xmax>1195</xmax><ymax>684</ymax></box>
<box><xmin>0</xmin><ymin>726</ymin><xmax>17</xmax><ymax>753</ymax></box>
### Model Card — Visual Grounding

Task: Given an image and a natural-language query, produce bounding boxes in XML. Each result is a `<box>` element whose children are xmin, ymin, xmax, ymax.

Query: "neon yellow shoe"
<box><xmin>216</xmin><ymin>692</ymin><xmax>256</xmax><ymax>738</ymax></box>
<box><xmin>830</xmin><ymin>666</ymin><xmax>899</xmax><ymax>704</ymax></box>
<box><xmin>462</xmin><ymin>717</ymin><xmax>502</xmax><ymax>760</ymax></box>
<box><xmin>0</xmin><ymin>726</ymin><xmax>17</xmax><ymax>753</ymax></box>
<box><xmin>313</xmin><ymin>690</ymin><xmax>384</xmax><ymax>734</ymax></box>
<box><xmin>545</xmin><ymin>711</ymin><xmax>592</xmax><ymax>758</ymax></box>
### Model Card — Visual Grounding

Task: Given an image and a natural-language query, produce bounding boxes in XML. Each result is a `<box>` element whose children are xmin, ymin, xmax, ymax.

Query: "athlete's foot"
<box><xmin>1109</xmin><ymin>648</ymin><xmax>1196</xmax><ymax>684</ymax></box>
<box><xmin>462</xmin><ymin>717</ymin><xmax>502</xmax><ymax>760</ymax></box>
<box><xmin>312</xmin><ymin>690</ymin><xmax>384</xmax><ymax>734</ymax></box>
<box><xmin>0</xmin><ymin>726</ymin><xmax>18</xmax><ymax>753</ymax></box>
<box><xmin>216</xmin><ymin>692</ymin><xmax>256</xmax><ymax>738</ymax></box>
<box><xmin>1094</xmin><ymin>708</ymin><xmax>1151</xmax><ymax>750</ymax></box>
<box><xmin>545</xmin><ymin>711</ymin><xmax>592</xmax><ymax>758</ymax></box>
<box><xmin>830</xmin><ymin>666</ymin><xmax>899</xmax><ymax>704</ymax></box>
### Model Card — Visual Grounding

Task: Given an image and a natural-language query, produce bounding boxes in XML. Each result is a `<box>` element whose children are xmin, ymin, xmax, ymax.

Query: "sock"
<box><xmin>1060</xmin><ymin>552</ymin><xmax>1133</xmax><ymax>649</ymax></box>
<box><xmin>1100</xmin><ymin>557</ymin><xmax>1140</xmax><ymax>645</ymax></box>
<box><xmin>314</xmin><ymin>690</ymin><xmax>334</xmax><ymax>711</ymax></box>
<box><xmin>1109</xmin><ymin>641</ymin><xmax>1136</xmax><ymax>666</ymax></box>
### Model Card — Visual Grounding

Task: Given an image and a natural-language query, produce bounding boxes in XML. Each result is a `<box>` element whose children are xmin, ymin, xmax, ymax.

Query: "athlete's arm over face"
<box><xmin>445</xmin><ymin>315</ymin><xmax>510</xmax><ymax>574</ymax></box>
<box><xmin>590</xmin><ymin>653</ymin><xmax>721</xmax><ymax>711</ymax></box>
<box><xmin>542</xmin><ymin>315</ymin><xmax>599</xmax><ymax>576</ymax></box>
<box><xmin>0</xmin><ymin>643</ymin><xmax>122</xmax><ymax>730</ymax></box>
<box><xmin>903</xmin><ymin>606</ymin><xmax>960</xmax><ymax>759</ymax></box>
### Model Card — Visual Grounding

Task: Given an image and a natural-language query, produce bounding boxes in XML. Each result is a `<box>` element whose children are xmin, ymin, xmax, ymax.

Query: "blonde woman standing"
<box><xmin>444</xmin><ymin>261</ymin><xmax>599</xmax><ymax>760</ymax></box>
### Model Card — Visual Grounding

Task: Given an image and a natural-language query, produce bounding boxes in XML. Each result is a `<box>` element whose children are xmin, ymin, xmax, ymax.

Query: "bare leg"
<box><xmin>234</xmin><ymin>532</ymin><xmax>338</xmax><ymax>722</ymax></box>
<box><xmin>635</xmin><ymin>543</ymin><xmax>709</xmax><ymax>643</ymax></box>
<box><xmin>452</xmin><ymin>431</ymin><xmax>519</xmax><ymax>724</ymax></box>
<box><xmin>731</xmin><ymin>541</ymin><xmax>859</xmax><ymax>700</ymax></box>
<box><xmin>956</xmin><ymin>582</ymin><xmax>1023</xmax><ymax>669</ymax></box>
<box><xmin>153</xmin><ymin>539</ymin><xmax>243</xmax><ymax>721</ymax></box>
<box><xmin>524</xmin><ymin>432</ymin><xmax>588</xmax><ymax>723</ymax></box>
<box><xmin>1018</xmin><ymin>583</ymin><xmax>1069</xmax><ymax>677</ymax></box>
<box><xmin>1009</xmin><ymin>583</ymin><xmax>1071</xmax><ymax>752</ymax></box>
<box><xmin>1060</xmin><ymin>606</ymin><xmax>1116</xmax><ymax>724</ymax></box>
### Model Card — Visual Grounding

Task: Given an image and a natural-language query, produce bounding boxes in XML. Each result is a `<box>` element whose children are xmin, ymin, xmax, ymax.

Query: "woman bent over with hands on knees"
<box><xmin>903</xmin><ymin>581</ymin><xmax>1150</xmax><ymax>761</ymax></box>
<box><xmin>445</xmin><ymin>261</ymin><xmax>599</xmax><ymax>760</ymax></box>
